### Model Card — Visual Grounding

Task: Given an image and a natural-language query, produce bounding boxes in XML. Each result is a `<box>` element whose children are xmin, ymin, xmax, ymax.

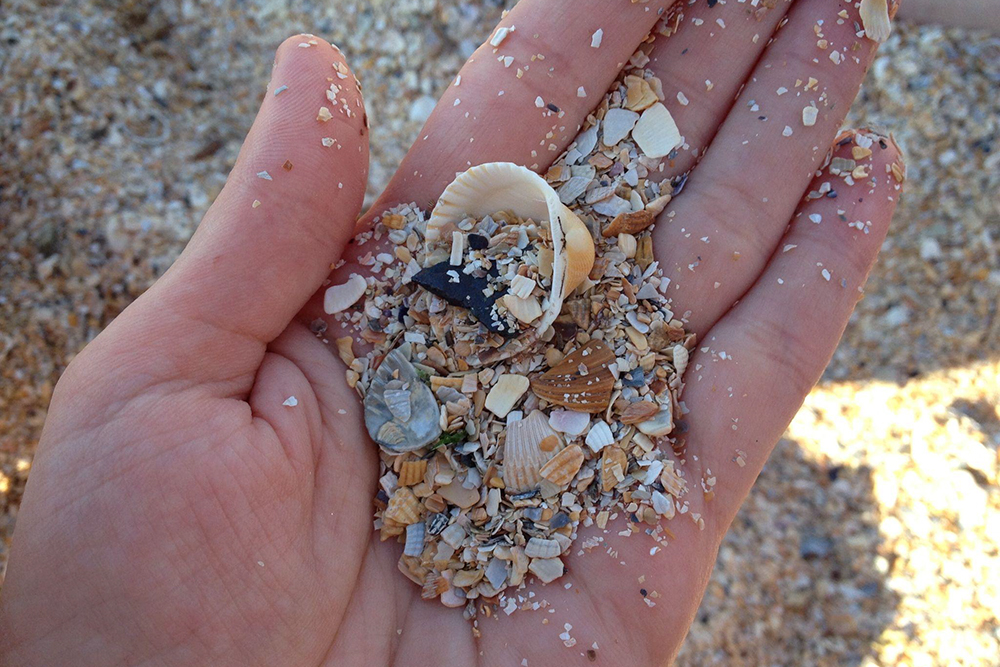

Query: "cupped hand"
<box><xmin>0</xmin><ymin>1</ymin><xmax>903</xmax><ymax>665</ymax></box>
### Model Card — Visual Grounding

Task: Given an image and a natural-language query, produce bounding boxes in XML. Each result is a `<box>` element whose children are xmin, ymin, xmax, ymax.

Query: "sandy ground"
<box><xmin>1</xmin><ymin>1</ymin><xmax>998</xmax><ymax>664</ymax></box>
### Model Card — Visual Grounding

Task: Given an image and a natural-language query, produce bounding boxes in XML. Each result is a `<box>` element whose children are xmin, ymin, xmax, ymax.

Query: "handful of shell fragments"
<box><xmin>327</xmin><ymin>55</ymin><xmax>700</xmax><ymax>615</ymax></box>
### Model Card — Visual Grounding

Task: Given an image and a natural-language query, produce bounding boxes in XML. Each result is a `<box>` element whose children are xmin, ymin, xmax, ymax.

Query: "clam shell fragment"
<box><xmin>530</xmin><ymin>340</ymin><xmax>615</xmax><ymax>413</ymax></box>
<box><xmin>502</xmin><ymin>410</ymin><xmax>564</xmax><ymax>494</ymax></box>
<box><xmin>364</xmin><ymin>347</ymin><xmax>442</xmax><ymax>453</ymax></box>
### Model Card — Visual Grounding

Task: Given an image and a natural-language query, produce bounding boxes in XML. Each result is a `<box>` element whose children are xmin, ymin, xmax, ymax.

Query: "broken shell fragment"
<box><xmin>538</xmin><ymin>444</ymin><xmax>584</xmax><ymax>487</ymax></box>
<box><xmin>427</xmin><ymin>162</ymin><xmax>595</xmax><ymax>363</ymax></box>
<box><xmin>437</xmin><ymin>479</ymin><xmax>481</xmax><ymax>509</ymax></box>
<box><xmin>485</xmin><ymin>373</ymin><xmax>530</xmax><ymax>418</ymax></box>
<box><xmin>636</xmin><ymin>403</ymin><xmax>674</xmax><ymax>438</ymax></box>
<box><xmin>524</xmin><ymin>537</ymin><xmax>562</xmax><ymax>559</ymax></box>
<box><xmin>528</xmin><ymin>557</ymin><xmax>564</xmax><ymax>584</ymax></box>
<box><xmin>620</xmin><ymin>400</ymin><xmax>660</xmax><ymax>425</ymax></box>
<box><xmin>503</xmin><ymin>410</ymin><xmax>564</xmax><ymax>493</ymax></box>
<box><xmin>364</xmin><ymin>347</ymin><xmax>442</xmax><ymax>452</ymax></box>
<box><xmin>584</xmin><ymin>420</ymin><xmax>614</xmax><ymax>452</ymax></box>
<box><xmin>530</xmin><ymin>340</ymin><xmax>615</xmax><ymax>413</ymax></box>
<box><xmin>384</xmin><ymin>487</ymin><xmax>422</xmax><ymax>525</ymax></box>
<box><xmin>602</xmin><ymin>209</ymin><xmax>655</xmax><ymax>238</ymax></box>
<box><xmin>601</xmin><ymin>446</ymin><xmax>628</xmax><ymax>492</ymax></box>
<box><xmin>403</xmin><ymin>522</ymin><xmax>425</xmax><ymax>556</ymax></box>
<box><xmin>323</xmin><ymin>273</ymin><xmax>367</xmax><ymax>314</ymax></box>
<box><xmin>631</xmin><ymin>103</ymin><xmax>682</xmax><ymax>159</ymax></box>
<box><xmin>397</xmin><ymin>459</ymin><xmax>428</xmax><ymax>487</ymax></box>
<box><xmin>859</xmin><ymin>0</ymin><xmax>892</xmax><ymax>43</ymax></box>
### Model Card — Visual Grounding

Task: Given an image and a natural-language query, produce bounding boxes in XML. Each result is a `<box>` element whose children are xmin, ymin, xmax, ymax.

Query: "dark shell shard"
<box><xmin>412</xmin><ymin>260</ymin><xmax>514</xmax><ymax>336</ymax></box>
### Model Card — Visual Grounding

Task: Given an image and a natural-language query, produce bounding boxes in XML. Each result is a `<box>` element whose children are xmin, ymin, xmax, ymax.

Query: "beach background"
<box><xmin>1</xmin><ymin>1</ymin><xmax>998</xmax><ymax>664</ymax></box>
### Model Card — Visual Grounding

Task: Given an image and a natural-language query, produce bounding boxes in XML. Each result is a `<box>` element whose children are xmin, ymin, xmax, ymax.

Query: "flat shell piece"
<box><xmin>602</xmin><ymin>209</ymin><xmax>655</xmax><ymax>238</ymax></box>
<box><xmin>603</xmin><ymin>108</ymin><xmax>639</xmax><ymax>146</ymax></box>
<box><xmin>530</xmin><ymin>340</ymin><xmax>615</xmax><ymax>413</ymax></box>
<box><xmin>538</xmin><ymin>444</ymin><xmax>584</xmax><ymax>487</ymax></box>
<box><xmin>601</xmin><ymin>446</ymin><xmax>628</xmax><ymax>492</ymax></box>
<box><xmin>859</xmin><ymin>0</ymin><xmax>891</xmax><ymax>42</ymax></box>
<box><xmin>485</xmin><ymin>374</ymin><xmax>530</xmax><ymax>418</ymax></box>
<box><xmin>403</xmin><ymin>522</ymin><xmax>425</xmax><ymax>556</ymax></box>
<box><xmin>364</xmin><ymin>348</ymin><xmax>442</xmax><ymax>453</ymax></box>
<box><xmin>524</xmin><ymin>537</ymin><xmax>562</xmax><ymax>559</ymax></box>
<box><xmin>438</xmin><ymin>479</ymin><xmax>482</xmax><ymax>509</ymax></box>
<box><xmin>636</xmin><ymin>404</ymin><xmax>673</xmax><ymax>437</ymax></box>
<box><xmin>620</xmin><ymin>400</ymin><xmax>660</xmax><ymax>425</ymax></box>
<box><xmin>528</xmin><ymin>557</ymin><xmax>564</xmax><ymax>584</ymax></box>
<box><xmin>323</xmin><ymin>273</ymin><xmax>367</xmax><ymax>314</ymax></box>
<box><xmin>632</xmin><ymin>103</ymin><xmax>681</xmax><ymax>159</ymax></box>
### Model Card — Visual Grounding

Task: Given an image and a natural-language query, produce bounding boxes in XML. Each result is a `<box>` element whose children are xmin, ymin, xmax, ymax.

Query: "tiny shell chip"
<box><xmin>636</xmin><ymin>404</ymin><xmax>673</xmax><ymax>438</ymax></box>
<box><xmin>403</xmin><ymin>522</ymin><xmax>425</xmax><ymax>556</ymax></box>
<box><xmin>602</xmin><ymin>108</ymin><xmax>640</xmax><ymax>146</ymax></box>
<box><xmin>323</xmin><ymin>273</ymin><xmax>367</xmax><ymax>314</ymax></box>
<box><xmin>859</xmin><ymin>0</ymin><xmax>892</xmax><ymax>43</ymax></box>
<box><xmin>584</xmin><ymin>421</ymin><xmax>614</xmax><ymax>452</ymax></box>
<box><xmin>620</xmin><ymin>400</ymin><xmax>660</xmax><ymax>425</ymax></box>
<box><xmin>601</xmin><ymin>446</ymin><xmax>628</xmax><ymax>492</ymax></box>
<box><xmin>398</xmin><ymin>459</ymin><xmax>428</xmax><ymax>487</ymax></box>
<box><xmin>538</xmin><ymin>444</ymin><xmax>584</xmax><ymax>487</ymax></box>
<box><xmin>384</xmin><ymin>487</ymin><xmax>422</xmax><ymax>525</ymax></box>
<box><xmin>485</xmin><ymin>374</ymin><xmax>530</xmax><ymax>418</ymax></box>
<box><xmin>631</xmin><ymin>103</ymin><xmax>682</xmax><ymax>159</ymax></box>
<box><xmin>524</xmin><ymin>537</ymin><xmax>562</xmax><ymax>559</ymax></box>
<box><xmin>528</xmin><ymin>557</ymin><xmax>564</xmax><ymax>584</ymax></box>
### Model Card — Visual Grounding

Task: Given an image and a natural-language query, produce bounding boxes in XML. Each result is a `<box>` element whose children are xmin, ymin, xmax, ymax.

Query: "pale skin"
<box><xmin>0</xmin><ymin>1</ymin><xmax>904</xmax><ymax>665</ymax></box>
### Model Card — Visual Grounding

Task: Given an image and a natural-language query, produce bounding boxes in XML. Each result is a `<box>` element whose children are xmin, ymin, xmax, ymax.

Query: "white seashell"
<box><xmin>591</xmin><ymin>195</ymin><xmax>633</xmax><ymax>217</ymax></box>
<box><xmin>404</xmin><ymin>522</ymin><xmax>425</xmax><ymax>556</ymax></box>
<box><xmin>485</xmin><ymin>373</ymin><xmax>530</xmax><ymax>418</ymax></box>
<box><xmin>364</xmin><ymin>348</ymin><xmax>442</xmax><ymax>452</ymax></box>
<box><xmin>486</xmin><ymin>487</ymin><xmax>501</xmax><ymax>516</ymax></box>
<box><xmin>584</xmin><ymin>421</ymin><xmax>614</xmax><ymax>452</ymax></box>
<box><xmin>323</xmin><ymin>273</ymin><xmax>367</xmax><ymax>314</ymax></box>
<box><xmin>557</xmin><ymin>176</ymin><xmax>591</xmax><ymax>204</ymax></box>
<box><xmin>859</xmin><ymin>0</ymin><xmax>891</xmax><ymax>43</ymax></box>
<box><xmin>383</xmin><ymin>387</ymin><xmax>412</xmax><ymax>422</ymax></box>
<box><xmin>585</xmin><ymin>185</ymin><xmax>616</xmax><ymax>205</ymax></box>
<box><xmin>632</xmin><ymin>103</ymin><xmax>682</xmax><ymax>159</ymax></box>
<box><xmin>427</xmin><ymin>163</ymin><xmax>596</xmax><ymax>364</ymax></box>
<box><xmin>637</xmin><ymin>404</ymin><xmax>674</xmax><ymax>438</ymax></box>
<box><xmin>626</xmin><ymin>311</ymin><xmax>649</xmax><ymax>334</ymax></box>
<box><xmin>636</xmin><ymin>283</ymin><xmax>660</xmax><ymax>300</ymax></box>
<box><xmin>485</xmin><ymin>557</ymin><xmax>509</xmax><ymax>590</ymax></box>
<box><xmin>548</xmin><ymin>409</ymin><xmax>591</xmax><ymax>436</ymax></box>
<box><xmin>509</xmin><ymin>274</ymin><xmax>537</xmax><ymax>299</ymax></box>
<box><xmin>638</xmin><ymin>459</ymin><xmax>664</xmax><ymax>486</ymax></box>
<box><xmin>440</xmin><ymin>523</ymin><xmax>467</xmax><ymax>549</ymax></box>
<box><xmin>574</xmin><ymin>123</ymin><xmax>599</xmax><ymax>156</ymax></box>
<box><xmin>528</xmin><ymin>557</ymin><xmax>564</xmax><ymax>584</ymax></box>
<box><xmin>503</xmin><ymin>410</ymin><xmax>563</xmax><ymax>493</ymax></box>
<box><xmin>524</xmin><ymin>537</ymin><xmax>562</xmax><ymax>559</ymax></box>
<box><xmin>673</xmin><ymin>344</ymin><xmax>689</xmax><ymax>377</ymax></box>
<box><xmin>439</xmin><ymin>583</ymin><xmax>467</xmax><ymax>608</ymax></box>
<box><xmin>651</xmin><ymin>490</ymin><xmax>675</xmax><ymax>518</ymax></box>
<box><xmin>618</xmin><ymin>233</ymin><xmax>637</xmax><ymax>259</ymax></box>
<box><xmin>501</xmin><ymin>294</ymin><xmax>543</xmax><ymax>325</ymax></box>
<box><xmin>602</xmin><ymin>108</ymin><xmax>639</xmax><ymax>146</ymax></box>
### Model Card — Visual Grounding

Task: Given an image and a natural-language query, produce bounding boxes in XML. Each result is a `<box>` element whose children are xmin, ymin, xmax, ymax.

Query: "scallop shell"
<box><xmin>538</xmin><ymin>444</ymin><xmax>584</xmax><ymax>487</ymax></box>
<box><xmin>364</xmin><ymin>346</ymin><xmax>442</xmax><ymax>453</ymax></box>
<box><xmin>384</xmin><ymin>487</ymin><xmax>422</xmax><ymax>526</ymax></box>
<box><xmin>427</xmin><ymin>163</ymin><xmax>596</xmax><ymax>364</ymax></box>
<box><xmin>502</xmin><ymin>410</ymin><xmax>564</xmax><ymax>493</ymax></box>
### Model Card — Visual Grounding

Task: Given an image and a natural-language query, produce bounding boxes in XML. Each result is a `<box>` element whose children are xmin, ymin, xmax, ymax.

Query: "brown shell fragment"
<box><xmin>601</xmin><ymin>209</ymin><xmax>655</xmax><ymax>238</ymax></box>
<box><xmin>384</xmin><ymin>487</ymin><xmax>422</xmax><ymax>525</ymax></box>
<box><xmin>398</xmin><ymin>460</ymin><xmax>428</xmax><ymax>487</ymax></box>
<box><xmin>538</xmin><ymin>444</ymin><xmax>584</xmax><ymax>487</ymax></box>
<box><xmin>620</xmin><ymin>400</ymin><xmax>660</xmax><ymax>425</ymax></box>
<box><xmin>530</xmin><ymin>340</ymin><xmax>615</xmax><ymax>413</ymax></box>
<box><xmin>601</xmin><ymin>446</ymin><xmax>628</xmax><ymax>492</ymax></box>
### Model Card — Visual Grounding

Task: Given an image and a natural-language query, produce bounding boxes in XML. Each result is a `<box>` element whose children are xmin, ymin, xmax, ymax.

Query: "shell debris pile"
<box><xmin>326</xmin><ymin>51</ymin><xmax>701</xmax><ymax>615</ymax></box>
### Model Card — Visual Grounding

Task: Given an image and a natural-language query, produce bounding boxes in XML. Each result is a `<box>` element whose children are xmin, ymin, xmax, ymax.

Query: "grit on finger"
<box><xmin>680</xmin><ymin>129</ymin><xmax>904</xmax><ymax>531</ymax></box>
<box><xmin>645</xmin><ymin>0</ymin><xmax>795</xmax><ymax>180</ymax></box>
<box><xmin>652</xmin><ymin>0</ymin><xmax>899</xmax><ymax>336</ymax></box>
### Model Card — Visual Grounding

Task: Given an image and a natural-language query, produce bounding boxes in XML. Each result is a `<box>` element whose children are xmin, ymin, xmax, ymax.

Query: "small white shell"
<box><xmin>323</xmin><ymin>273</ymin><xmax>366</xmax><ymax>314</ymax></box>
<box><xmin>673</xmin><ymin>344</ymin><xmax>689</xmax><ymax>377</ymax></box>
<box><xmin>637</xmin><ymin>404</ymin><xmax>674</xmax><ymax>438</ymax></box>
<box><xmin>528</xmin><ymin>557</ymin><xmax>564</xmax><ymax>584</ymax></box>
<box><xmin>584</xmin><ymin>421</ymin><xmax>614</xmax><ymax>453</ymax></box>
<box><xmin>651</xmin><ymin>490</ymin><xmax>675</xmax><ymax>518</ymax></box>
<box><xmin>524</xmin><ymin>537</ymin><xmax>562</xmax><ymax>559</ymax></box>
<box><xmin>548</xmin><ymin>409</ymin><xmax>590</xmax><ymax>437</ymax></box>
<box><xmin>859</xmin><ymin>0</ymin><xmax>891</xmax><ymax>43</ymax></box>
<box><xmin>485</xmin><ymin>557</ymin><xmax>509</xmax><ymax>590</ymax></box>
<box><xmin>602</xmin><ymin>108</ymin><xmax>639</xmax><ymax>146</ymax></box>
<box><xmin>404</xmin><ymin>522</ymin><xmax>425</xmax><ymax>556</ymax></box>
<box><xmin>440</xmin><ymin>523</ymin><xmax>466</xmax><ymax>549</ymax></box>
<box><xmin>632</xmin><ymin>103</ymin><xmax>682</xmax><ymax>159</ymax></box>
<box><xmin>484</xmin><ymin>374</ymin><xmax>530</xmax><ymax>418</ymax></box>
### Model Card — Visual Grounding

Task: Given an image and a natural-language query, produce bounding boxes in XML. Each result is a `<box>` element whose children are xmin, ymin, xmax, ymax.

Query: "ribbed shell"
<box><xmin>364</xmin><ymin>346</ymin><xmax>441</xmax><ymax>453</ymax></box>
<box><xmin>502</xmin><ymin>410</ymin><xmax>564</xmax><ymax>493</ymax></box>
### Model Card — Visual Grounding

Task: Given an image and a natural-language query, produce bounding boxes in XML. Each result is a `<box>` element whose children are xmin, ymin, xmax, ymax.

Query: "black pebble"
<box><xmin>468</xmin><ymin>234</ymin><xmax>489</xmax><ymax>250</ymax></box>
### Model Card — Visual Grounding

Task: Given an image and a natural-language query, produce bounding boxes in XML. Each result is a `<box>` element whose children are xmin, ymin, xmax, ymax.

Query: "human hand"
<box><xmin>0</xmin><ymin>1</ymin><xmax>903</xmax><ymax>665</ymax></box>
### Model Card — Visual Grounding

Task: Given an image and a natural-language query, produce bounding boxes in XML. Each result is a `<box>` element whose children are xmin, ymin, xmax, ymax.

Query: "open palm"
<box><xmin>0</xmin><ymin>1</ymin><xmax>903</xmax><ymax>665</ymax></box>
